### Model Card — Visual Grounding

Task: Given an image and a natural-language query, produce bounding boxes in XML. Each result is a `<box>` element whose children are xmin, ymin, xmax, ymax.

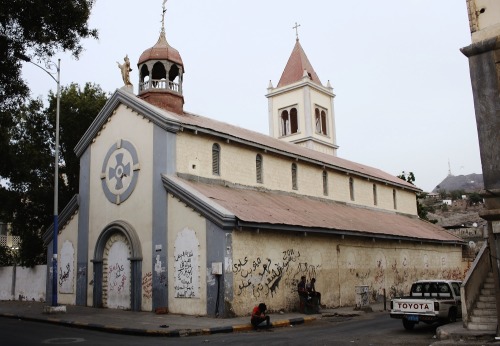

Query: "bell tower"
<box><xmin>137</xmin><ymin>2</ymin><xmax>185</xmax><ymax>114</ymax></box>
<box><xmin>266</xmin><ymin>28</ymin><xmax>338</xmax><ymax>156</ymax></box>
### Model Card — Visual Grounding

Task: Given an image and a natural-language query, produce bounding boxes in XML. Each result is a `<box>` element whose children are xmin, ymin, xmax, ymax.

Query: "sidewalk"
<box><xmin>0</xmin><ymin>300</ymin><xmax>367</xmax><ymax>337</ymax></box>
<box><xmin>0</xmin><ymin>300</ymin><xmax>497</xmax><ymax>343</ymax></box>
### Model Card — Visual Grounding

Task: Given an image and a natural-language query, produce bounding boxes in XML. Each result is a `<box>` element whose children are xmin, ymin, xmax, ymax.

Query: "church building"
<box><xmin>44</xmin><ymin>7</ymin><xmax>465</xmax><ymax>317</ymax></box>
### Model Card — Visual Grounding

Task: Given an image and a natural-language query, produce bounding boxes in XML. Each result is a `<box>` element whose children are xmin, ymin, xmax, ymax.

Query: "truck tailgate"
<box><xmin>392</xmin><ymin>299</ymin><xmax>434</xmax><ymax>313</ymax></box>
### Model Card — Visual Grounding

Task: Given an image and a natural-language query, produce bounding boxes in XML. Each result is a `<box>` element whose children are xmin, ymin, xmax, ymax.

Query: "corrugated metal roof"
<box><xmin>168</xmin><ymin>176</ymin><xmax>463</xmax><ymax>243</ymax></box>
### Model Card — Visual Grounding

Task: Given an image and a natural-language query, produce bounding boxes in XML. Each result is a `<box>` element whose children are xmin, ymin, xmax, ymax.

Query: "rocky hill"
<box><xmin>432</xmin><ymin>173</ymin><xmax>483</xmax><ymax>193</ymax></box>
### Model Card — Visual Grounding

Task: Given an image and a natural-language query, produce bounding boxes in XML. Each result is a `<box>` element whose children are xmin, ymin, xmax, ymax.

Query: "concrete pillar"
<box><xmin>461</xmin><ymin>36</ymin><xmax>500</xmax><ymax>335</ymax></box>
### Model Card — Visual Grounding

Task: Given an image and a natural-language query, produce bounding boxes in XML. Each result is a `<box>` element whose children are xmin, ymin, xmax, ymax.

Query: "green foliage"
<box><xmin>398</xmin><ymin>171</ymin><xmax>437</xmax><ymax>223</ymax></box>
<box><xmin>0</xmin><ymin>0</ymin><xmax>98</xmax><ymax>179</ymax></box>
<box><xmin>48</xmin><ymin>83</ymin><xmax>109</xmax><ymax>201</ymax></box>
<box><xmin>0</xmin><ymin>83</ymin><xmax>108</xmax><ymax>266</ymax></box>
<box><xmin>468</xmin><ymin>192</ymin><xmax>483</xmax><ymax>204</ymax></box>
<box><xmin>0</xmin><ymin>245</ymin><xmax>15</xmax><ymax>266</ymax></box>
<box><xmin>397</xmin><ymin>171</ymin><xmax>415</xmax><ymax>185</ymax></box>
<box><xmin>449</xmin><ymin>190</ymin><xmax>465</xmax><ymax>201</ymax></box>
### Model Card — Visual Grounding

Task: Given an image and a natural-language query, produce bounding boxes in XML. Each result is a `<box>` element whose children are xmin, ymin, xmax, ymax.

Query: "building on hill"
<box><xmin>43</xmin><ymin>6</ymin><xmax>466</xmax><ymax>316</ymax></box>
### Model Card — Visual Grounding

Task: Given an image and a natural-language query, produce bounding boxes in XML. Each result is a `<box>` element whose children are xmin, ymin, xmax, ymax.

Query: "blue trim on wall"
<box><xmin>206</xmin><ymin>221</ymin><xmax>232</xmax><ymax>317</ymax></box>
<box><xmin>151</xmin><ymin>125</ymin><xmax>170</xmax><ymax>310</ymax></box>
<box><xmin>76</xmin><ymin>148</ymin><xmax>91</xmax><ymax>305</ymax></box>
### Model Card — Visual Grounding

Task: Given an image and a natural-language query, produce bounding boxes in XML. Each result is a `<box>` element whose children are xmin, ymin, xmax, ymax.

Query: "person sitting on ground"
<box><xmin>251</xmin><ymin>303</ymin><xmax>271</xmax><ymax>329</ymax></box>
<box><xmin>306</xmin><ymin>277</ymin><xmax>322</xmax><ymax>305</ymax></box>
<box><xmin>298</xmin><ymin>276</ymin><xmax>309</xmax><ymax>299</ymax></box>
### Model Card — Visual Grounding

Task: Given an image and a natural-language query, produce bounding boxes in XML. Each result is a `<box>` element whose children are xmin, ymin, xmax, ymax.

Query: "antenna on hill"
<box><xmin>448</xmin><ymin>159</ymin><xmax>453</xmax><ymax>176</ymax></box>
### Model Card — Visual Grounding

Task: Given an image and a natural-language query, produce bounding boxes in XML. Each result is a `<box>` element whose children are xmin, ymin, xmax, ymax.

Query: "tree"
<box><xmin>397</xmin><ymin>171</ymin><xmax>437</xmax><ymax>223</ymax></box>
<box><xmin>47</xmin><ymin>83</ymin><xmax>109</xmax><ymax>202</ymax></box>
<box><xmin>0</xmin><ymin>83</ymin><xmax>108</xmax><ymax>266</ymax></box>
<box><xmin>0</xmin><ymin>0</ymin><xmax>98</xmax><ymax>179</ymax></box>
<box><xmin>3</xmin><ymin>98</ymin><xmax>54</xmax><ymax>267</ymax></box>
<box><xmin>469</xmin><ymin>192</ymin><xmax>483</xmax><ymax>205</ymax></box>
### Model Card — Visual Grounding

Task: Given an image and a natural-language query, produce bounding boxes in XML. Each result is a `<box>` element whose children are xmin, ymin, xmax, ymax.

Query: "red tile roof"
<box><xmin>277</xmin><ymin>39</ymin><xmax>322</xmax><ymax>88</ymax></box>
<box><xmin>167</xmin><ymin>175</ymin><xmax>463</xmax><ymax>243</ymax></box>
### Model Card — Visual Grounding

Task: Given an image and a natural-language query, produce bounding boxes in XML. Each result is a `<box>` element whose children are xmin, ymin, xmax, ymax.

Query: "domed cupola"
<box><xmin>137</xmin><ymin>3</ymin><xmax>184</xmax><ymax>114</ymax></box>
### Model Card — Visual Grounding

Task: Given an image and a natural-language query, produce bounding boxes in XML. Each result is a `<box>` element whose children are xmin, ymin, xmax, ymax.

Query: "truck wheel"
<box><xmin>447</xmin><ymin>308</ymin><xmax>457</xmax><ymax>323</ymax></box>
<box><xmin>403</xmin><ymin>319</ymin><xmax>415</xmax><ymax>330</ymax></box>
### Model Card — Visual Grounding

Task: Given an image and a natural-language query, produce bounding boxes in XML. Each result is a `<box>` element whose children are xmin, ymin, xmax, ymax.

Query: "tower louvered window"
<box><xmin>212</xmin><ymin>143</ymin><xmax>220</xmax><ymax>175</ymax></box>
<box><xmin>373</xmin><ymin>184</ymin><xmax>378</xmax><ymax>205</ymax></box>
<box><xmin>256</xmin><ymin>154</ymin><xmax>263</xmax><ymax>183</ymax></box>
<box><xmin>393</xmin><ymin>189</ymin><xmax>397</xmax><ymax>210</ymax></box>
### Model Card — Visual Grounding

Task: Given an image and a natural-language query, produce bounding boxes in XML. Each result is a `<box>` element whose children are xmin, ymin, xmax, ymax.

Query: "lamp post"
<box><xmin>18</xmin><ymin>55</ymin><xmax>61</xmax><ymax>307</ymax></box>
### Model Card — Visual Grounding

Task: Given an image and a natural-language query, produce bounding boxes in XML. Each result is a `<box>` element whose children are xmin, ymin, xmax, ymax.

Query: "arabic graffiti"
<box><xmin>108</xmin><ymin>262</ymin><xmax>127</xmax><ymax>292</ymax></box>
<box><xmin>174</xmin><ymin>250</ymin><xmax>195</xmax><ymax>297</ymax></box>
<box><xmin>59</xmin><ymin>240</ymin><xmax>74</xmax><ymax>293</ymax></box>
<box><xmin>142</xmin><ymin>272</ymin><xmax>153</xmax><ymax>299</ymax></box>
<box><xmin>233</xmin><ymin>248</ymin><xmax>320</xmax><ymax>302</ymax></box>
<box><xmin>174</xmin><ymin>228</ymin><xmax>200</xmax><ymax>298</ymax></box>
<box><xmin>59</xmin><ymin>263</ymin><xmax>71</xmax><ymax>286</ymax></box>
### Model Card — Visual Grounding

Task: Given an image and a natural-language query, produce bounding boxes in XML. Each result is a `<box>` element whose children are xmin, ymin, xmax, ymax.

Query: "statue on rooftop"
<box><xmin>117</xmin><ymin>55</ymin><xmax>132</xmax><ymax>86</ymax></box>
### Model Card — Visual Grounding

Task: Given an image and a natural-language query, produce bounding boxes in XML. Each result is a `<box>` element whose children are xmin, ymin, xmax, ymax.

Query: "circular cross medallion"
<box><xmin>101</xmin><ymin>139</ymin><xmax>140</xmax><ymax>204</ymax></box>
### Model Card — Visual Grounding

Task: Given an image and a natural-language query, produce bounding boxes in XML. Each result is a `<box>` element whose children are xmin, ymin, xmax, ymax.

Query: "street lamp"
<box><xmin>17</xmin><ymin>54</ymin><xmax>61</xmax><ymax>307</ymax></box>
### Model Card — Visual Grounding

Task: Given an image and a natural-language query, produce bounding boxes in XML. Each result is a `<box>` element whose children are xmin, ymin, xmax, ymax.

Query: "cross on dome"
<box><xmin>161</xmin><ymin>0</ymin><xmax>168</xmax><ymax>33</ymax></box>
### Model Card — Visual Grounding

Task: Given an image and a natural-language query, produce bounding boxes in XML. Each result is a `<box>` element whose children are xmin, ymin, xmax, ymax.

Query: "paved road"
<box><xmin>1</xmin><ymin>311</ymin><xmax>441</xmax><ymax>346</ymax></box>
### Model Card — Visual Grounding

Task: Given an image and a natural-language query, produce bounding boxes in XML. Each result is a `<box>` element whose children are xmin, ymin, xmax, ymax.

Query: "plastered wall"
<box><xmin>229</xmin><ymin>230</ymin><xmax>465</xmax><ymax>316</ymax></box>
<box><xmin>86</xmin><ymin>105</ymin><xmax>155</xmax><ymax>310</ymax></box>
<box><xmin>0</xmin><ymin>265</ymin><xmax>47</xmax><ymax>302</ymax></box>
<box><xmin>57</xmin><ymin>212</ymin><xmax>79</xmax><ymax>305</ymax></box>
<box><xmin>167</xmin><ymin>195</ymin><xmax>207</xmax><ymax>315</ymax></box>
<box><xmin>176</xmin><ymin>132</ymin><xmax>417</xmax><ymax>215</ymax></box>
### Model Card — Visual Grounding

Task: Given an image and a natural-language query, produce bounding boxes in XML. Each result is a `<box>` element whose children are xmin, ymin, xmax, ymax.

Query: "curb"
<box><xmin>0</xmin><ymin>312</ymin><xmax>316</xmax><ymax>337</ymax></box>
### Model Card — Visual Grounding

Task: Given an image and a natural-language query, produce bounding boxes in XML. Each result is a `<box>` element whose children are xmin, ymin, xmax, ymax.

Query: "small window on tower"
<box><xmin>279</xmin><ymin>106</ymin><xmax>299</xmax><ymax>136</ymax></box>
<box><xmin>315</xmin><ymin>107</ymin><xmax>328</xmax><ymax>135</ymax></box>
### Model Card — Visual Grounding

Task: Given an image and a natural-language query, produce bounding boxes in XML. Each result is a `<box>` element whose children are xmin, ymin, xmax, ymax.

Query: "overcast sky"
<box><xmin>20</xmin><ymin>0</ymin><xmax>482</xmax><ymax>192</ymax></box>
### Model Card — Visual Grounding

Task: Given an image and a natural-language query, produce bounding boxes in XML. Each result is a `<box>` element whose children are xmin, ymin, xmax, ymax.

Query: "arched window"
<box><xmin>373</xmin><ymin>184</ymin><xmax>378</xmax><ymax>205</ymax></box>
<box><xmin>256</xmin><ymin>154</ymin><xmax>263</xmax><ymax>183</ymax></box>
<box><xmin>393</xmin><ymin>189</ymin><xmax>397</xmax><ymax>210</ymax></box>
<box><xmin>281</xmin><ymin>110</ymin><xmax>290</xmax><ymax>136</ymax></box>
<box><xmin>280</xmin><ymin>107</ymin><xmax>299</xmax><ymax>136</ymax></box>
<box><xmin>212</xmin><ymin>143</ymin><xmax>220</xmax><ymax>175</ymax></box>
<box><xmin>322</xmin><ymin>170</ymin><xmax>328</xmax><ymax>196</ymax></box>
<box><xmin>349</xmin><ymin>177</ymin><xmax>355</xmax><ymax>201</ymax></box>
<box><xmin>290</xmin><ymin>108</ymin><xmax>298</xmax><ymax>134</ymax></box>
<box><xmin>314</xmin><ymin>107</ymin><xmax>328</xmax><ymax>135</ymax></box>
<box><xmin>292</xmin><ymin>163</ymin><xmax>298</xmax><ymax>190</ymax></box>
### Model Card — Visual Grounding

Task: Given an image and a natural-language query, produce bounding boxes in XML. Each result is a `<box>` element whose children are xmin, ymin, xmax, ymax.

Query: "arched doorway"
<box><xmin>92</xmin><ymin>221</ymin><xmax>142</xmax><ymax>311</ymax></box>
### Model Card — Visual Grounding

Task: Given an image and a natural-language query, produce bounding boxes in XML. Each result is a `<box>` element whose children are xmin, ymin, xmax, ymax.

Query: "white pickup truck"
<box><xmin>390</xmin><ymin>280</ymin><xmax>462</xmax><ymax>330</ymax></box>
